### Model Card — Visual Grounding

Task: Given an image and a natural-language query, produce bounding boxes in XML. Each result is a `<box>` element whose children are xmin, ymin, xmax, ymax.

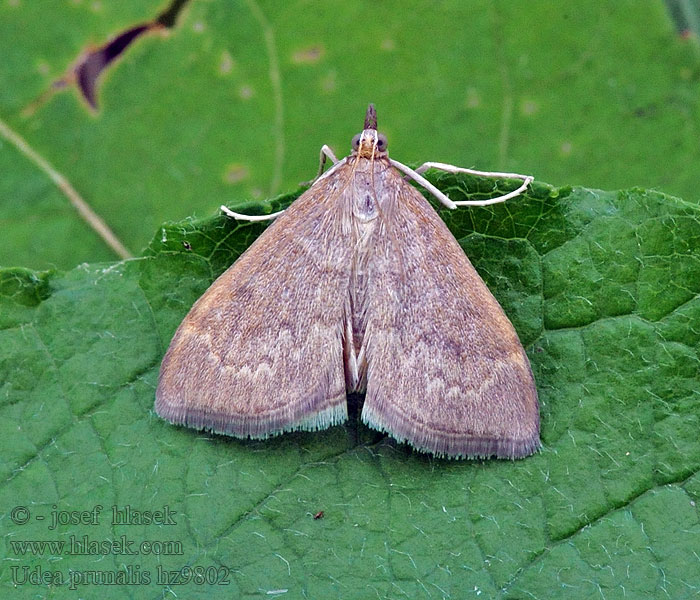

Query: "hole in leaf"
<box><xmin>26</xmin><ymin>0</ymin><xmax>190</xmax><ymax>114</ymax></box>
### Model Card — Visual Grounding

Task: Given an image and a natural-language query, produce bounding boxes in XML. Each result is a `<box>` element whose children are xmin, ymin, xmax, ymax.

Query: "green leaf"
<box><xmin>2</xmin><ymin>1</ymin><xmax>700</xmax><ymax>270</ymax></box>
<box><xmin>1</xmin><ymin>173</ymin><xmax>699</xmax><ymax>599</ymax></box>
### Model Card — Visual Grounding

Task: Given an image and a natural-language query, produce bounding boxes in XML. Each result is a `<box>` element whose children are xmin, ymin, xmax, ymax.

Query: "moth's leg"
<box><xmin>320</xmin><ymin>144</ymin><xmax>340</xmax><ymax>168</ymax></box>
<box><xmin>220</xmin><ymin>205</ymin><xmax>285</xmax><ymax>222</ymax></box>
<box><xmin>301</xmin><ymin>145</ymin><xmax>340</xmax><ymax>187</ymax></box>
<box><xmin>412</xmin><ymin>161</ymin><xmax>533</xmax><ymax>207</ymax></box>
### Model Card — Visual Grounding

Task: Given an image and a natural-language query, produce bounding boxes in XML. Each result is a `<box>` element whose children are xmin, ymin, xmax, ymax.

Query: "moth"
<box><xmin>156</xmin><ymin>105</ymin><xmax>539</xmax><ymax>459</ymax></box>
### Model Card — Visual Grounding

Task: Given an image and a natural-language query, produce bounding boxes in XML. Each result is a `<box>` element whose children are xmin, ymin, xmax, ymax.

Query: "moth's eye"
<box><xmin>376</xmin><ymin>134</ymin><xmax>388</xmax><ymax>151</ymax></box>
<box><xmin>352</xmin><ymin>134</ymin><xmax>361</xmax><ymax>150</ymax></box>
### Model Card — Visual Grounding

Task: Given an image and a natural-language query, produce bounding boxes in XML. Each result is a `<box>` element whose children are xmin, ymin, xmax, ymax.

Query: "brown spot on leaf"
<box><xmin>224</xmin><ymin>164</ymin><xmax>250</xmax><ymax>184</ymax></box>
<box><xmin>292</xmin><ymin>45</ymin><xmax>324</xmax><ymax>64</ymax></box>
<box><xmin>520</xmin><ymin>99</ymin><xmax>539</xmax><ymax>116</ymax></box>
<box><xmin>465</xmin><ymin>87</ymin><xmax>480</xmax><ymax>109</ymax></box>
<box><xmin>219</xmin><ymin>50</ymin><xmax>235</xmax><ymax>75</ymax></box>
<box><xmin>238</xmin><ymin>85</ymin><xmax>254</xmax><ymax>100</ymax></box>
<box><xmin>320</xmin><ymin>71</ymin><xmax>337</xmax><ymax>93</ymax></box>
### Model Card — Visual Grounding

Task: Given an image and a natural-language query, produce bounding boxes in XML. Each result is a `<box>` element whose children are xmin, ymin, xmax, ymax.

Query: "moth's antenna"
<box><xmin>390</xmin><ymin>160</ymin><xmax>533</xmax><ymax>209</ymax></box>
<box><xmin>367</xmin><ymin>105</ymin><xmax>378</xmax><ymax>198</ymax></box>
<box><xmin>389</xmin><ymin>159</ymin><xmax>458</xmax><ymax>210</ymax></box>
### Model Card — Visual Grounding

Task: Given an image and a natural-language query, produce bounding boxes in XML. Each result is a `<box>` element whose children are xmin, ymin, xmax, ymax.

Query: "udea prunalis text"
<box><xmin>156</xmin><ymin>105</ymin><xmax>539</xmax><ymax>459</ymax></box>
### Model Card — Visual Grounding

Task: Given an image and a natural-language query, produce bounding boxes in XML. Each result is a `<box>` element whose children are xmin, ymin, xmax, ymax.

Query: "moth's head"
<box><xmin>352</xmin><ymin>103</ymin><xmax>388</xmax><ymax>158</ymax></box>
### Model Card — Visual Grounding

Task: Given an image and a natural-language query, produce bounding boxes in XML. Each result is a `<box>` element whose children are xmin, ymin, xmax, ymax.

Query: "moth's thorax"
<box><xmin>348</xmin><ymin>155</ymin><xmax>391</xmax><ymax>223</ymax></box>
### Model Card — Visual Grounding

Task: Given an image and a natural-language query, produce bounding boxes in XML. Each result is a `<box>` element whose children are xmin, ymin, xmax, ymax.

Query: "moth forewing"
<box><xmin>155</xmin><ymin>166</ymin><xmax>357</xmax><ymax>438</ymax></box>
<box><xmin>360</xmin><ymin>168</ymin><xmax>539</xmax><ymax>459</ymax></box>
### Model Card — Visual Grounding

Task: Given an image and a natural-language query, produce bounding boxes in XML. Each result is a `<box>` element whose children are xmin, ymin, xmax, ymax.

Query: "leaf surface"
<box><xmin>1</xmin><ymin>174</ymin><xmax>699</xmax><ymax>599</ymax></box>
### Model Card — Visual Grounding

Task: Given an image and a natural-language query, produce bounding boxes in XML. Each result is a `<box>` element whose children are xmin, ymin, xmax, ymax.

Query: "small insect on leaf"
<box><xmin>155</xmin><ymin>104</ymin><xmax>539</xmax><ymax>460</ymax></box>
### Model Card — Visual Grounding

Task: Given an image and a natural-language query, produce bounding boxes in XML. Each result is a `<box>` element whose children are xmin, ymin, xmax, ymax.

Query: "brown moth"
<box><xmin>156</xmin><ymin>105</ymin><xmax>539</xmax><ymax>459</ymax></box>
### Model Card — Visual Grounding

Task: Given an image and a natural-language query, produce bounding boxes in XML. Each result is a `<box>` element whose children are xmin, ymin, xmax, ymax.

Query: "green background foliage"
<box><xmin>1</xmin><ymin>0</ymin><xmax>699</xmax><ymax>269</ymax></box>
<box><xmin>1</xmin><ymin>1</ymin><xmax>699</xmax><ymax>599</ymax></box>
